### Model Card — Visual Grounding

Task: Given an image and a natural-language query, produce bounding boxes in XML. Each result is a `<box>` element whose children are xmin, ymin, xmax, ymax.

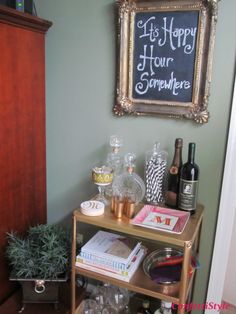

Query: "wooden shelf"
<box><xmin>76</xmin><ymin>266</ymin><xmax>180</xmax><ymax>304</ymax></box>
<box><xmin>75</xmin><ymin>251</ymin><xmax>196</xmax><ymax>305</ymax></box>
<box><xmin>73</xmin><ymin>204</ymin><xmax>204</xmax><ymax>247</ymax></box>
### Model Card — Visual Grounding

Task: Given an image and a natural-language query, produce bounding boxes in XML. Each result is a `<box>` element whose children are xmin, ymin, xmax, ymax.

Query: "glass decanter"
<box><xmin>112</xmin><ymin>153</ymin><xmax>145</xmax><ymax>205</ymax></box>
<box><xmin>145</xmin><ymin>142</ymin><xmax>168</xmax><ymax>204</ymax></box>
<box><xmin>106</xmin><ymin>135</ymin><xmax>124</xmax><ymax>197</ymax></box>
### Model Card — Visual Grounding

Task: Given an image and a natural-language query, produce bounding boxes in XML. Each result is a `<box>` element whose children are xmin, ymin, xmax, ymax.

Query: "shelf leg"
<box><xmin>178</xmin><ymin>241</ymin><xmax>192</xmax><ymax>314</ymax></box>
<box><xmin>71</xmin><ymin>214</ymin><xmax>77</xmax><ymax>314</ymax></box>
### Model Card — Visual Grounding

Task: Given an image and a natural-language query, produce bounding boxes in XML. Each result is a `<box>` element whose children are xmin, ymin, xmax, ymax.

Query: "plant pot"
<box><xmin>10</xmin><ymin>275</ymin><xmax>68</xmax><ymax>311</ymax></box>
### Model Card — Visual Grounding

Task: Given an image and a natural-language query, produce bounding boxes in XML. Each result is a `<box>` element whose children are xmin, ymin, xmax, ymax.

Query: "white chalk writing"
<box><xmin>134</xmin><ymin>14</ymin><xmax>197</xmax><ymax>97</ymax></box>
<box><xmin>135</xmin><ymin>71</ymin><xmax>191</xmax><ymax>96</ymax></box>
<box><xmin>137</xmin><ymin>45</ymin><xmax>174</xmax><ymax>76</ymax></box>
<box><xmin>137</xmin><ymin>16</ymin><xmax>197</xmax><ymax>54</ymax></box>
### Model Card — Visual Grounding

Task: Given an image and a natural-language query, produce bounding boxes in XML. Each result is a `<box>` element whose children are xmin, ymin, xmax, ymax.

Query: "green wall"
<box><xmin>35</xmin><ymin>0</ymin><xmax>236</xmax><ymax>309</ymax></box>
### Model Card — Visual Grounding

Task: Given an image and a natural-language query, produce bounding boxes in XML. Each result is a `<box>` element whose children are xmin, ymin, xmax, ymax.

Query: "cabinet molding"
<box><xmin>0</xmin><ymin>5</ymin><xmax>52</xmax><ymax>33</ymax></box>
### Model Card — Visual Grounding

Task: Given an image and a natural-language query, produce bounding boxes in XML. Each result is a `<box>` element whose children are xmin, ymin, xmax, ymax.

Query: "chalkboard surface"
<box><xmin>133</xmin><ymin>11</ymin><xmax>199</xmax><ymax>102</ymax></box>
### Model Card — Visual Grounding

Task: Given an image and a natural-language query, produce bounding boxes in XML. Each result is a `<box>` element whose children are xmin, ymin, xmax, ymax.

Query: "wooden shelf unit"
<box><xmin>71</xmin><ymin>205</ymin><xmax>204</xmax><ymax>314</ymax></box>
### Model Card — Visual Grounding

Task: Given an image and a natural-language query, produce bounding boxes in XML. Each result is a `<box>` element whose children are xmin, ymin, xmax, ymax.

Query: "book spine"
<box><xmin>79</xmin><ymin>251</ymin><xmax>127</xmax><ymax>270</ymax></box>
<box><xmin>75</xmin><ymin>261</ymin><xmax>130</xmax><ymax>282</ymax></box>
<box><xmin>76</xmin><ymin>248</ymin><xmax>146</xmax><ymax>282</ymax></box>
<box><xmin>80</xmin><ymin>241</ymin><xmax>141</xmax><ymax>267</ymax></box>
<box><xmin>76</xmin><ymin>257</ymin><xmax>130</xmax><ymax>276</ymax></box>
<box><xmin>124</xmin><ymin>248</ymin><xmax>146</xmax><ymax>278</ymax></box>
<box><xmin>77</xmin><ymin>247</ymin><xmax>145</xmax><ymax>276</ymax></box>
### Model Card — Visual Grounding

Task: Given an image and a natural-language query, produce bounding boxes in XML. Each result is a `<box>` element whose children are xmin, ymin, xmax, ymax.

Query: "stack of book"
<box><xmin>76</xmin><ymin>230</ymin><xmax>146</xmax><ymax>282</ymax></box>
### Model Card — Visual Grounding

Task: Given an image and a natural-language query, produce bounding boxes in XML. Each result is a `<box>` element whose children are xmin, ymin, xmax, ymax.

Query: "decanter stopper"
<box><xmin>124</xmin><ymin>153</ymin><xmax>136</xmax><ymax>174</ymax></box>
<box><xmin>110</xmin><ymin>135</ymin><xmax>123</xmax><ymax>153</ymax></box>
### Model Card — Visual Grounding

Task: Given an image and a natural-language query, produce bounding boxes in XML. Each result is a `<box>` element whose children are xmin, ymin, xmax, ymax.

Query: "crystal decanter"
<box><xmin>112</xmin><ymin>153</ymin><xmax>145</xmax><ymax>205</ymax></box>
<box><xmin>105</xmin><ymin>135</ymin><xmax>124</xmax><ymax>197</ymax></box>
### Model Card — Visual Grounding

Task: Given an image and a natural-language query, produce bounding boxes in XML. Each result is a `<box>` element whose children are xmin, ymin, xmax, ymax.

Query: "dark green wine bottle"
<box><xmin>178</xmin><ymin>143</ymin><xmax>199</xmax><ymax>214</ymax></box>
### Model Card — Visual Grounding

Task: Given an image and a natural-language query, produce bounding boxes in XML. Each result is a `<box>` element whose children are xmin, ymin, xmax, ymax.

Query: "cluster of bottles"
<box><xmin>103</xmin><ymin>135</ymin><xmax>199</xmax><ymax>215</ymax></box>
<box><xmin>165</xmin><ymin>139</ymin><xmax>199</xmax><ymax>215</ymax></box>
<box><xmin>137</xmin><ymin>299</ymin><xmax>173</xmax><ymax>314</ymax></box>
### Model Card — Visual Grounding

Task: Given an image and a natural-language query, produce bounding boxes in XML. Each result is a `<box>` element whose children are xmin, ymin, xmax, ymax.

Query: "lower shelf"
<box><xmin>75</xmin><ymin>265</ymin><xmax>189</xmax><ymax>304</ymax></box>
<box><xmin>75</xmin><ymin>293</ymin><xmax>164</xmax><ymax>314</ymax></box>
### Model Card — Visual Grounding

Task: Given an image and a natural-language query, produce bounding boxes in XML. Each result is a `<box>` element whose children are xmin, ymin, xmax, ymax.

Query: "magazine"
<box><xmin>131</xmin><ymin>205</ymin><xmax>190</xmax><ymax>234</ymax></box>
<box><xmin>76</xmin><ymin>247</ymin><xmax>146</xmax><ymax>282</ymax></box>
<box><xmin>80</xmin><ymin>230</ymin><xmax>141</xmax><ymax>270</ymax></box>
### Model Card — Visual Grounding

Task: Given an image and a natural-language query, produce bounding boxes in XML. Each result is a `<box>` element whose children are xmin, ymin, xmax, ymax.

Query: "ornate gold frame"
<box><xmin>114</xmin><ymin>0</ymin><xmax>219</xmax><ymax>124</ymax></box>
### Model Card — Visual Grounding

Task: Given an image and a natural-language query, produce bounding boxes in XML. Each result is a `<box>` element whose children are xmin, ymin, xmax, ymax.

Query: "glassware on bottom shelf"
<box><xmin>107</xmin><ymin>285</ymin><xmax>130</xmax><ymax>313</ymax></box>
<box><xmin>89</xmin><ymin>284</ymin><xmax>130</xmax><ymax>313</ymax></box>
<box><xmin>137</xmin><ymin>299</ymin><xmax>153</xmax><ymax>314</ymax></box>
<box><xmin>154</xmin><ymin>301</ymin><xmax>173</xmax><ymax>314</ymax></box>
<box><xmin>101</xmin><ymin>305</ymin><xmax>119</xmax><ymax>314</ymax></box>
<box><xmin>82</xmin><ymin>299</ymin><xmax>100</xmax><ymax>314</ymax></box>
<box><xmin>91</xmin><ymin>284</ymin><xmax>110</xmax><ymax>312</ymax></box>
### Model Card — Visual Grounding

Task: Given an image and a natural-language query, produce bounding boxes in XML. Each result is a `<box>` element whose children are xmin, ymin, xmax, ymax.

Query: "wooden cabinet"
<box><xmin>0</xmin><ymin>6</ymin><xmax>52</xmax><ymax>303</ymax></box>
<box><xmin>71</xmin><ymin>205</ymin><xmax>204</xmax><ymax>314</ymax></box>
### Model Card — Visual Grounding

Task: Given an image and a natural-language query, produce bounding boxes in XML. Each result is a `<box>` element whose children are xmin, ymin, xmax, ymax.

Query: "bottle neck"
<box><xmin>172</xmin><ymin>146</ymin><xmax>182</xmax><ymax>166</ymax></box>
<box><xmin>172</xmin><ymin>138</ymin><xmax>183</xmax><ymax>166</ymax></box>
<box><xmin>188</xmin><ymin>143</ymin><xmax>195</xmax><ymax>164</ymax></box>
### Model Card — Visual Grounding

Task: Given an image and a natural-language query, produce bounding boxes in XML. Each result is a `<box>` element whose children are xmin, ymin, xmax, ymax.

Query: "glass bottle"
<box><xmin>145</xmin><ymin>143</ymin><xmax>168</xmax><ymax>204</ymax></box>
<box><xmin>178</xmin><ymin>143</ymin><xmax>199</xmax><ymax>214</ymax></box>
<box><xmin>137</xmin><ymin>300</ymin><xmax>153</xmax><ymax>314</ymax></box>
<box><xmin>106</xmin><ymin>135</ymin><xmax>124</xmax><ymax>197</ymax></box>
<box><xmin>165</xmin><ymin>138</ymin><xmax>183</xmax><ymax>208</ymax></box>
<box><xmin>154</xmin><ymin>301</ymin><xmax>173</xmax><ymax>314</ymax></box>
<box><xmin>112</xmin><ymin>153</ymin><xmax>145</xmax><ymax>205</ymax></box>
<box><xmin>107</xmin><ymin>285</ymin><xmax>130</xmax><ymax>313</ymax></box>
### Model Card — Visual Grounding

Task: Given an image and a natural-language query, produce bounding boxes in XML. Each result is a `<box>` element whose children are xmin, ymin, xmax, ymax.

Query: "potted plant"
<box><xmin>6</xmin><ymin>224</ymin><xmax>70</xmax><ymax>310</ymax></box>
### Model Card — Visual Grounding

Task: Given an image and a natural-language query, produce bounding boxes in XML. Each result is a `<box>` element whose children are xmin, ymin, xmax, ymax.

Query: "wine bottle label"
<box><xmin>179</xmin><ymin>179</ymin><xmax>198</xmax><ymax>210</ymax></box>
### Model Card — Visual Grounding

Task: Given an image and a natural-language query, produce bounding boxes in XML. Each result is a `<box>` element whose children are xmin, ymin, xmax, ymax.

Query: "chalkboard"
<box><xmin>132</xmin><ymin>11</ymin><xmax>199</xmax><ymax>102</ymax></box>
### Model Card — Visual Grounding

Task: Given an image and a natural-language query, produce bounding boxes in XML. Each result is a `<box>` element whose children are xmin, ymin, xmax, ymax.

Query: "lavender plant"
<box><xmin>6</xmin><ymin>224</ymin><xmax>70</xmax><ymax>279</ymax></box>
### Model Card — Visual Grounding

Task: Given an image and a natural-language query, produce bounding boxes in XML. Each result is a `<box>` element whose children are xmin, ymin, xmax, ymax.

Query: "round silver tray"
<box><xmin>143</xmin><ymin>247</ymin><xmax>183</xmax><ymax>284</ymax></box>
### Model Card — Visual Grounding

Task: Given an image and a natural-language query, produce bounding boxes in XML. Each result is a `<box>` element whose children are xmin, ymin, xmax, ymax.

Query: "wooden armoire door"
<box><xmin>0</xmin><ymin>6</ymin><xmax>52</xmax><ymax>303</ymax></box>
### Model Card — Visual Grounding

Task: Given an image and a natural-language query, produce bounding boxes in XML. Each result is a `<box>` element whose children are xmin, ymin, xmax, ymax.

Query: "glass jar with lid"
<box><xmin>145</xmin><ymin>143</ymin><xmax>168</xmax><ymax>205</ymax></box>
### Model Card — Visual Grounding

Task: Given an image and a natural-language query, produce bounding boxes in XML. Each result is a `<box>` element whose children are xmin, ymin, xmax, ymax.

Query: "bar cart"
<box><xmin>71</xmin><ymin>204</ymin><xmax>204</xmax><ymax>314</ymax></box>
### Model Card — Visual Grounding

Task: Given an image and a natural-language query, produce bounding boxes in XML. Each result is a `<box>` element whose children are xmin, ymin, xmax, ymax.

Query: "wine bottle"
<box><xmin>165</xmin><ymin>138</ymin><xmax>183</xmax><ymax>208</ymax></box>
<box><xmin>137</xmin><ymin>300</ymin><xmax>153</xmax><ymax>314</ymax></box>
<box><xmin>178</xmin><ymin>143</ymin><xmax>199</xmax><ymax>214</ymax></box>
